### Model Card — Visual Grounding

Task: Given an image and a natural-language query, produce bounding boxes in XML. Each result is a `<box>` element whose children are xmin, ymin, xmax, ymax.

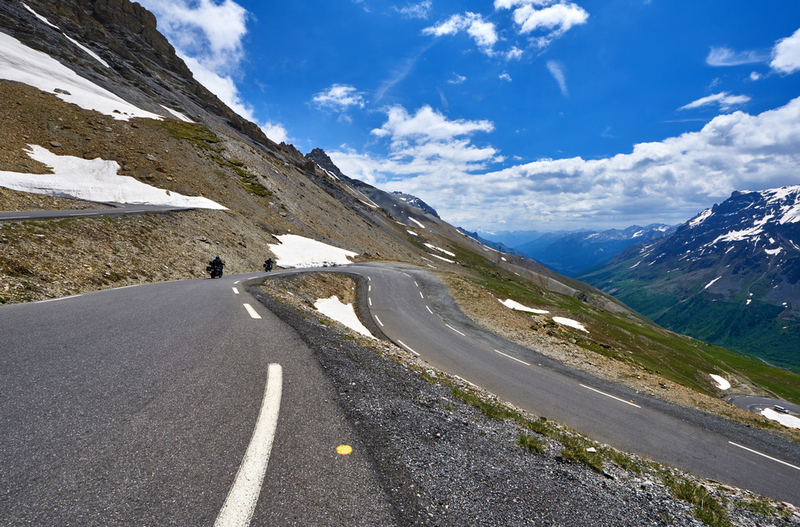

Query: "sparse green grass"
<box><xmin>662</xmin><ymin>474</ymin><xmax>731</xmax><ymax>527</ymax></box>
<box><xmin>159</xmin><ymin>120</ymin><xmax>220</xmax><ymax>150</ymax></box>
<box><xmin>517</xmin><ymin>433</ymin><xmax>545</xmax><ymax>454</ymax></box>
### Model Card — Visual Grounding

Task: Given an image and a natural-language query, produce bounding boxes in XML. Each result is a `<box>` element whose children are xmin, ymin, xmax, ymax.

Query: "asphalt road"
<box><xmin>2</xmin><ymin>263</ymin><xmax>799</xmax><ymax>527</ymax></box>
<box><xmin>0</xmin><ymin>203</ymin><xmax>194</xmax><ymax>222</ymax></box>
<box><xmin>335</xmin><ymin>263</ymin><xmax>800</xmax><ymax>505</ymax></box>
<box><xmin>0</xmin><ymin>273</ymin><xmax>393</xmax><ymax>526</ymax></box>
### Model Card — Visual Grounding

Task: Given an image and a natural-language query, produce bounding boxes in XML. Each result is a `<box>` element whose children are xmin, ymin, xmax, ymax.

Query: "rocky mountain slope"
<box><xmin>579</xmin><ymin>186</ymin><xmax>800</xmax><ymax>372</ymax></box>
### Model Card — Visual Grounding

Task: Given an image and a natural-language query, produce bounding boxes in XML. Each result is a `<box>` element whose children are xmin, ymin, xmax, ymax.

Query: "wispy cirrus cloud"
<box><xmin>706</xmin><ymin>46</ymin><xmax>769</xmax><ymax>67</ymax></box>
<box><xmin>546</xmin><ymin>60</ymin><xmax>568</xmax><ymax>96</ymax></box>
<box><xmin>393</xmin><ymin>0</ymin><xmax>432</xmax><ymax>19</ymax></box>
<box><xmin>678</xmin><ymin>92</ymin><xmax>751</xmax><ymax>112</ymax></box>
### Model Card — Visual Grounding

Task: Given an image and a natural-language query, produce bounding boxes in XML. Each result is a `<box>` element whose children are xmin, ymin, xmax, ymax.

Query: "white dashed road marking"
<box><xmin>215</xmin><ymin>364</ymin><xmax>283</xmax><ymax>527</ymax></box>
<box><xmin>232</xmin><ymin>287</ymin><xmax>239</xmax><ymax>295</ymax></box>
<box><xmin>728</xmin><ymin>442</ymin><xmax>800</xmax><ymax>471</ymax></box>
<box><xmin>580</xmin><ymin>384</ymin><xmax>641</xmax><ymax>408</ymax></box>
<box><xmin>494</xmin><ymin>349</ymin><xmax>530</xmax><ymax>366</ymax></box>
<box><xmin>426</xmin><ymin>306</ymin><xmax>433</xmax><ymax>314</ymax></box>
<box><xmin>397</xmin><ymin>340</ymin><xmax>419</xmax><ymax>356</ymax></box>
<box><xmin>445</xmin><ymin>324</ymin><xmax>465</xmax><ymax>336</ymax></box>
<box><xmin>243</xmin><ymin>304</ymin><xmax>261</xmax><ymax>319</ymax></box>
<box><xmin>374</xmin><ymin>315</ymin><xmax>384</xmax><ymax>327</ymax></box>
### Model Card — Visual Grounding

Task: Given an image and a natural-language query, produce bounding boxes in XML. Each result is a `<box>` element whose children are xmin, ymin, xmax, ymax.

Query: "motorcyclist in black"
<box><xmin>211</xmin><ymin>255</ymin><xmax>224</xmax><ymax>270</ymax></box>
<box><xmin>264</xmin><ymin>258</ymin><xmax>273</xmax><ymax>272</ymax></box>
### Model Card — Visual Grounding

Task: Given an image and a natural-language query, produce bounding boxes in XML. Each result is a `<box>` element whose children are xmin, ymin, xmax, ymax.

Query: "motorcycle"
<box><xmin>207</xmin><ymin>260</ymin><xmax>224</xmax><ymax>278</ymax></box>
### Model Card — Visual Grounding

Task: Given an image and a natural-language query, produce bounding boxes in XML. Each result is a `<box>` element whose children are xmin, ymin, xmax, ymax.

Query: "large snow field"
<box><xmin>0</xmin><ymin>145</ymin><xmax>226</xmax><ymax>209</ymax></box>
<box><xmin>314</xmin><ymin>296</ymin><xmax>375</xmax><ymax>339</ymax></box>
<box><xmin>0</xmin><ymin>32</ymin><xmax>161</xmax><ymax>121</ymax></box>
<box><xmin>268</xmin><ymin>234</ymin><xmax>358</xmax><ymax>268</ymax></box>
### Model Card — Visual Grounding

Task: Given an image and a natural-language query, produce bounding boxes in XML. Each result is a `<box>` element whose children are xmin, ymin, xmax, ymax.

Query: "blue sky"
<box><xmin>138</xmin><ymin>0</ymin><xmax>800</xmax><ymax>232</ymax></box>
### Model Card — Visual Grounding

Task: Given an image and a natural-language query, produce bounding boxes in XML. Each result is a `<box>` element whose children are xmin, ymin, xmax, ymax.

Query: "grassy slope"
<box><xmin>445</xmin><ymin>239</ymin><xmax>800</xmax><ymax>406</ymax></box>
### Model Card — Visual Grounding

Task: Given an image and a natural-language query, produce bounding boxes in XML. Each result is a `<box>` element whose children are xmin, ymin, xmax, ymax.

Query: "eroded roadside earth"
<box><xmin>253</xmin><ymin>272</ymin><xmax>800</xmax><ymax>527</ymax></box>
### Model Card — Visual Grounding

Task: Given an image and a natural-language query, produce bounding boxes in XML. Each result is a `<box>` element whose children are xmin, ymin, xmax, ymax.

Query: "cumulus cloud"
<box><xmin>496</xmin><ymin>0</ymin><xmax>588</xmax><ymax>47</ymax></box>
<box><xmin>678</xmin><ymin>92</ymin><xmax>751</xmax><ymax>112</ymax></box>
<box><xmin>331</xmin><ymin>105</ymin><xmax>501</xmax><ymax>188</ymax></box>
<box><xmin>332</xmin><ymin>97</ymin><xmax>800</xmax><ymax>230</ymax></box>
<box><xmin>771</xmin><ymin>27</ymin><xmax>800</xmax><ymax>74</ymax></box>
<box><xmin>546</xmin><ymin>60</ymin><xmax>568</xmax><ymax>96</ymax></box>
<box><xmin>139</xmin><ymin>0</ymin><xmax>289</xmax><ymax>140</ymax></box>
<box><xmin>312</xmin><ymin>84</ymin><xmax>367</xmax><ymax>111</ymax></box>
<box><xmin>423</xmin><ymin>12</ymin><xmax>499</xmax><ymax>53</ymax></box>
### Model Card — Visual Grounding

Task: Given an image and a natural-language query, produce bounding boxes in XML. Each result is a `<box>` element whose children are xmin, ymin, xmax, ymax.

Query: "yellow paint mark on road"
<box><xmin>336</xmin><ymin>444</ymin><xmax>353</xmax><ymax>456</ymax></box>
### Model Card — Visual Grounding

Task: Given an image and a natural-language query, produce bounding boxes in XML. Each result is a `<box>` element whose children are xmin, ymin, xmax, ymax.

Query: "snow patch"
<box><xmin>424</xmin><ymin>243</ymin><xmax>455</xmax><ymax>257</ymax></box>
<box><xmin>314</xmin><ymin>296</ymin><xmax>375</xmax><ymax>339</ymax></box>
<box><xmin>408</xmin><ymin>217</ymin><xmax>425</xmax><ymax>229</ymax></box>
<box><xmin>0</xmin><ymin>145</ymin><xmax>226</xmax><ymax>208</ymax></box>
<box><xmin>709</xmin><ymin>374</ymin><xmax>730</xmax><ymax>390</ymax></box>
<box><xmin>499</xmin><ymin>299</ymin><xmax>549</xmax><ymax>314</ymax></box>
<box><xmin>761</xmin><ymin>408</ymin><xmax>800</xmax><ymax>430</ymax></box>
<box><xmin>160</xmin><ymin>105</ymin><xmax>194</xmax><ymax>123</ymax></box>
<box><xmin>429</xmin><ymin>253</ymin><xmax>455</xmax><ymax>263</ymax></box>
<box><xmin>407</xmin><ymin>230</ymin><xmax>419</xmax><ymax>236</ymax></box>
<box><xmin>765</xmin><ymin>247</ymin><xmax>783</xmax><ymax>256</ymax></box>
<box><xmin>0</xmin><ymin>32</ymin><xmax>161</xmax><ymax>120</ymax></box>
<box><xmin>689</xmin><ymin>208</ymin><xmax>713</xmax><ymax>227</ymax></box>
<box><xmin>553</xmin><ymin>317</ymin><xmax>588</xmax><ymax>333</ymax></box>
<box><xmin>268</xmin><ymin>235</ymin><xmax>358</xmax><ymax>268</ymax></box>
<box><xmin>704</xmin><ymin>276</ymin><xmax>722</xmax><ymax>290</ymax></box>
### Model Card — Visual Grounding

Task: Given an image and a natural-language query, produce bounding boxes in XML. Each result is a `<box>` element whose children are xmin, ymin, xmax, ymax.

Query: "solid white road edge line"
<box><xmin>243</xmin><ymin>304</ymin><xmax>261</xmax><ymax>319</ymax></box>
<box><xmin>215</xmin><ymin>363</ymin><xmax>283</xmax><ymax>527</ymax></box>
<box><xmin>580</xmin><ymin>384</ymin><xmax>641</xmax><ymax>408</ymax></box>
<box><xmin>233</xmin><ymin>287</ymin><xmax>240</xmax><ymax>295</ymax></box>
<box><xmin>494</xmin><ymin>349</ymin><xmax>530</xmax><ymax>366</ymax></box>
<box><xmin>728</xmin><ymin>441</ymin><xmax>800</xmax><ymax>471</ymax></box>
<box><xmin>445</xmin><ymin>324</ymin><xmax>465</xmax><ymax>336</ymax></box>
<box><xmin>397</xmin><ymin>339</ymin><xmax>419</xmax><ymax>356</ymax></box>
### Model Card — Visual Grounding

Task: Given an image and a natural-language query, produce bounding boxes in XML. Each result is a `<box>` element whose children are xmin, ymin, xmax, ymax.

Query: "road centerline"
<box><xmin>243</xmin><ymin>303</ymin><xmax>262</xmax><ymax>319</ymax></box>
<box><xmin>728</xmin><ymin>442</ymin><xmax>800</xmax><ymax>471</ymax></box>
<box><xmin>580</xmin><ymin>384</ymin><xmax>641</xmax><ymax>408</ymax></box>
<box><xmin>215</xmin><ymin>363</ymin><xmax>283</xmax><ymax>527</ymax></box>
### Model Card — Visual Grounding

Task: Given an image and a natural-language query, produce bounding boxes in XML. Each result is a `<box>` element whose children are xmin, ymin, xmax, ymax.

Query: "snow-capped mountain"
<box><xmin>579</xmin><ymin>186</ymin><xmax>800</xmax><ymax>371</ymax></box>
<box><xmin>512</xmin><ymin>224</ymin><xmax>676</xmax><ymax>276</ymax></box>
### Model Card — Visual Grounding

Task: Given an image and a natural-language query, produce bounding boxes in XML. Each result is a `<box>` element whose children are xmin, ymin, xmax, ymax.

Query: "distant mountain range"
<box><xmin>479</xmin><ymin>225</ymin><xmax>676</xmax><ymax>276</ymax></box>
<box><xmin>578</xmin><ymin>186</ymin><xmax>800</xmax><ymax>372</ymax></box>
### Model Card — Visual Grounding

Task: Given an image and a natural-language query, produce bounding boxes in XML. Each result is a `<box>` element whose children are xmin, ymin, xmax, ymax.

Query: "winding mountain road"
<box><xmin>1</xmin><ymin>264</ymin><xmax>799</xmax><ymax>526</ymax></box>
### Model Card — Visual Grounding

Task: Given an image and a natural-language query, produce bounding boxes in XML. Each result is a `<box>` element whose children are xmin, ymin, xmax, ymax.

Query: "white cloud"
<box><xmin>312</xmin><ymin>84</ymin><xmax>367</xmax><ymax>112</ymax></box>
<box><xmin>678</xmin><ymin>92</ymin><xmax>751</xmax><ymax>112</ymax></box>
<box><xmin>394</xmin><ymin>0</ymin><xmax>432</xmax><ymax>19</ymax></box>
<box><xmin>499</xmin><ymin>72</ymin><xmax>512</xmax><ymax>82</ymax></box>
<box><xmin>496</xmin><ymin>0</ymin><xmax>588</xmax><ymax>47</ymax></box>
<box><xmin>771</xmin><ymin>27</ymin><xmax>800</xmax><ymax>74</ymax></box>
<box><xmin>448</xmin><ymin>73</ymin><xmax>467</xmax><ymax>84</ymax></box>
<box><xmin>423</xmin><ymin>12</ymin><xmax>498</xmax><ymax>54</ymax></box>
<box><xmin>333</xmin><ymin>97</ymin><xmax>800</xmax><ymax>231</ymax></box>
<box><xmin>261</xmin><ymin>122</ymin><xmax>289</xmax><ymax>144</ymax></box>
<box><xmin>139</xmin><ymin>0</ymin><xmax>289</xmax><ymax>141</ymax></box>
<box><xmin>706</xmin><ymin>46</ymin><xmax>769</xmax><ymax>67</ymax></box>
<box><xmin>546</xmin><ymin>60</ymin><xmax>568</xmax><ymax>96</ymax></box>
